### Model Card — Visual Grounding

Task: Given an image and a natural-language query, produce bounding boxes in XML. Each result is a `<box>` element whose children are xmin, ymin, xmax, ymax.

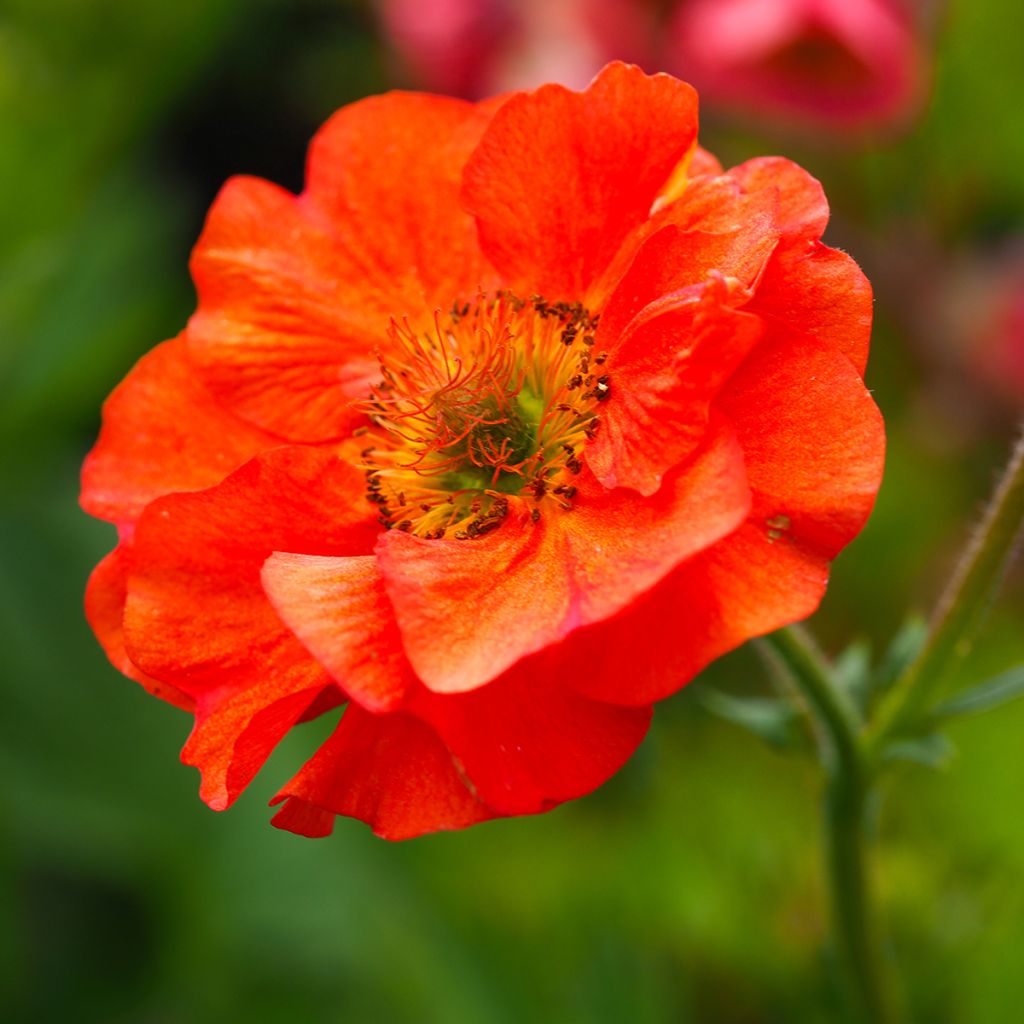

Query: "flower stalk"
<box><xmin>763</xmin><ymin>426</ymin><xmax>1024</xmax><ymax>1023</ymax></box>
<box><xmin>764</xmin><ymin>627</ymin><xmax>900</xmax><ymax>1024</ymax></box>
<box><xmin>868</xmin><ymin>426</ymin><xmax>1024</xmax><ymax>751</ymax></box>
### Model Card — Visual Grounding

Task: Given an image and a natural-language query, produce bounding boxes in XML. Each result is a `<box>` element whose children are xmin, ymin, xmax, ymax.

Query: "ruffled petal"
<box><xmin>595</xmin><ymin>175</ymin><xmax>780</xmax><ymax>341</ymax></box>
<box><xmin>185</xmin><ymin>685</ymin><xmax>327</xmax><ymax>812</ymax></box>
<box><xmin>716</xmin><ymin>331</ymin><xmax>885</xmax><ymax>559</ymax></box>
<box><xmin>589</xmin><ymin>265</ymin><xmax>764</xmax><ymax>494</ymax></box>
<box><xmin>270</xmin><ymin>707</ymin><xmax>492</xmax><ymax>840</ymax></box>
<box><xmin>749</xmin><ymin>242</ymin><xmax>873</xmax><ymax>377</ymax></box>
<box><xmin>123</xmin><ymin>447</ymin><xmax>379</xmax><ymax>809</ymax></box>
<box><xmin>377</xmin><ymin>419</ymin><xmax>749</xmax><ymax>693</ymax></box>
<box><xmin>189</xmin><ymin>93</ymin><xmax>495</xmax><ymax>442</ymax></box>
<box><xmin>729</xmin><ymin>157</ymin><xmax>829</xmax><ymax>241</ymax></box>
<box><xmin>261</xmin><ymin>552</ymin><xmax>413</xmax><ymax>713</ymax></box>
<box><xmin>566</xmin><ymin>521</ymin><xmax>831</xmax><ymax>705</ymax></box>
<box><xmin>729</xmin><ymin>158</ymin><xmax>872</xmax><ymax>375</ymax></box>
<box><xmin>412</xmin><ymin>663</ymin><xmax>651</xmax><ymax>816</ymax></box>
<box><xmin>567</xmin><ymin>331</ymin><xmax>883</xmax><ymax>707</ymax></box>
<box><xmin>85</xmin><ymin>544</ymin><xmax>194</xmax><ymax>710</ymax></box>
<box><xmin>80</xmin><ymin>336</ymin><xmax>278</xmax><ymax>526</ymax></box>
<box><xmin>462</xmin><ymin>62</ymin><xmax>698</xmax><ymax>302</ymax></box>
<box><xmin>305</xmin><ymin>91</ymin><xmax>495</xmax><ymax>307</ymax></box>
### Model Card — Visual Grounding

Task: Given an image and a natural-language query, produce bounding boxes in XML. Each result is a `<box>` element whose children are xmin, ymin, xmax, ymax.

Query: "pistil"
<box><xmin>359</xmin><ymin>290</ymin><xmax>609</xmax><ymax>538</ymax></box>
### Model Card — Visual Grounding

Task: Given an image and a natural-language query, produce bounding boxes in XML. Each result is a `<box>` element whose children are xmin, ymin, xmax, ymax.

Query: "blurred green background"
<box><xmin>2</xmin><ymin>1</ymin><xmax>1022</xmax><ymax>1021</ymax></box>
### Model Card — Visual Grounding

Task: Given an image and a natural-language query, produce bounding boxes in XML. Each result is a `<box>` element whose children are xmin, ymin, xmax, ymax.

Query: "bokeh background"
<box><xmin>2</xmin><ymin>1</ymin><xmax>1022</xmax><ymax>1021</ymax></box>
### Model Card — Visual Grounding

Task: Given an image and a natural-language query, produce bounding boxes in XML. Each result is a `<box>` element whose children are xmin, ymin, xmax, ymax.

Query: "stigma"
<box><xmin>358</xmin><ymin>290</ymin><xmax>609</xmax><ymax>538</ymax></box>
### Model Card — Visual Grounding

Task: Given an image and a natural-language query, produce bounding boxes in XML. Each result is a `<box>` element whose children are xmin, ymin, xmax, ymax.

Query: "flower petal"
<box><xmin>462</xmin><ymin>62</ymin><xmax>698</xmax><ymax>302</ymax></box>
<box><xmin>566</xmin><ymin>521</ymin><xmax>831</xmax><ymax>705</ymax></box>
<box><xmin>729</xmin><ymin>157</ymin><xmax>829</xmax><ymax>241</ymax></box>
<box><xmin>270</xmin><ymin>707</ymin><xmax>492</xmax><ymax>840</ymax></box>
<box><xmin>189</xmin><ymin>93</ymin><xmax>494</xmax><ymax>442</ymax></box>
<box><xmin>595</xmin><ymin>177</ymin><xmax>780</xmax><ymax>343</ymax></box>
<box><xmin>85</xmin><ymin>544</ymin><xmax>194</xmax><ymax>710</ymax></box>
<box><xmin>729</xmin><ymin>158</ymin><xmax>872</xmax><ymax>375</ymax></box>
<box><xmin>186</xmin><ymin>685</ymin><xmax>328</xmax><ymax>812</ymax></box>
<box><xmin>749</xmin><ymin>242</ymin><xmax>873</xmax><ymax>376</ymax></box>
<box><xmin>377</xmin><ymin>419</ymin><xmax>749</xmax><ymax>693</ymax></box>
<box><xmin>589</xmin><ymin>266</ymin><xmax>765</xmax><ymax>494</ymax></box>
<box><xmin>567</xmin><ymin>330</ymin><xmax>884</xmax><ymax>707</ymax></box>
<box><xmin>80</xmin><ymin>336</ymin><xmax>277</xmax><ymax>526</ymax></box>
<box><xmin>123</xmin><ymin>447</ymin><xmax>379</xmax><ymax>809</ymax></box>
<box><xmin>261</xmin><ymin>552</ymin><xmax>413</xmax><ymax>713</ymax></box>
<box><xmin>412</xmin><ymin>664</ymin><xmax>652</xmax><ymax>816</ymax></box>
<box><xmin>716</xmin><ymin>331</ymin><xmax>885</xmax><ymax>559</ymax></box>
<box><xmin>305</xmin><ymin>91</ymin><xmax>494</xmax><ymax>307</ymax></box>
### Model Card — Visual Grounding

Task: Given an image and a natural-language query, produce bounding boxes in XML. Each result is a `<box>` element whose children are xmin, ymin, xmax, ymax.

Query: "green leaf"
<box><xmin>833</xmin><ymin>639</ymin><xmax>873</xmax><ymax>710</ymax></box>
<box><xmin>882</xmin><ymin>733</ymin><xmax>956</xmax><ymax>770</ymax></box>
<box><xmin>932</xmin><ymin>665</ymin><xmax>1024</xmax><ymax>720</ymax></box>
<box><xmin>873</xmin><ymin>615</ymin><xmax>928</xmax><ymax>694</ymax></box>
<box><xmin>698</xmin><ymin>688</ymin><xmax>808</xmax><ymax>751</ymax></box>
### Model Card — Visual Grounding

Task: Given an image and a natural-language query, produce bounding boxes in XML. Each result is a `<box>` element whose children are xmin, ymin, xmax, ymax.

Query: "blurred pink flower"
<box><xmin>966</xmin><ymin>250</ymin><xmax>1024</xmax><ymax>404</ymax></box>
<box><xmin>375</xmin><ymin>0</ymin><xmax>652</xmax><ymax>97</ymax></box>
<box><xmin>668</xmin><ymin>0</ymin><xmax>927</xmax><ymax>131</ymax></box>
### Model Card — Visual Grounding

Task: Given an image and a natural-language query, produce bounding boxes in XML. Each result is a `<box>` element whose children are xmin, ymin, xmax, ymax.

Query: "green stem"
<box><xmin>763</xmin><ymin>627</ymin><xmax>899</xmax><ymax>1024</ymax></box>
<box><xmin>868</xmin><ymin>428</ymin><xmax>1024</xmax><ymax>750</ymax></box>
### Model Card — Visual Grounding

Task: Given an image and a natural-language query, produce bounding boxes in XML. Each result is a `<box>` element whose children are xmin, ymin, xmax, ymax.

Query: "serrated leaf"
<box><xmin>932</xmin><ymin>664</ymin><xmax>1024</xmax><ymax>720</ymax></box>
<box><xmin>698</xmin><ymin>688</ymin><xmax>807</xmax><ymax>751</ymax></box>
<box><xmin>873</xmin><ymin>615</ymin><xmax>929</xmax><ymax>694</ymax></box>
<box><xmin>833</xmin><ymin>639</ymin><xmax>873</xmax><ymax>710</ymax></box>
<box><xmin>882</xmin><ymin>733</ymin><xmax>956</xmax><ymax>770</ymax></box>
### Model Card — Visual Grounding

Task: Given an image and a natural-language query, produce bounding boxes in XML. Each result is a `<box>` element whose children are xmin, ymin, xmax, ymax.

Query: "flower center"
<box><xmin>358</xmin><ymin>291</ymin><xmax>610</xmax><ymax>539</ymax></box>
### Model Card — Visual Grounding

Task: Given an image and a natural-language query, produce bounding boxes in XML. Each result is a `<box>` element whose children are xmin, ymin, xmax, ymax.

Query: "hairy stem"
<box><xmin>869</xmin><ymin>427</ymin><xmax>1024</xmax><ymax>750</ymax></box>
<box><xmin>764</xmin><ymin>627</ymin><xmax>900</xmax><ymax>1024</ymax></box>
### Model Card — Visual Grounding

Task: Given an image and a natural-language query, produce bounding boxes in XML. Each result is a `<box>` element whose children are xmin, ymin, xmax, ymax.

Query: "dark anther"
<box><xmin>471</xmin><ymin>518</ymin><xmax>503</xmax><ymax>537</ymax></box>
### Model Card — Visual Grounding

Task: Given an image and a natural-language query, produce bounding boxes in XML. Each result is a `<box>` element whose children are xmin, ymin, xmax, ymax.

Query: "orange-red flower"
<box><xmin>82</xmin><ymin>64</ymin><xmax>884</xmax><ymax>839</ymax></box>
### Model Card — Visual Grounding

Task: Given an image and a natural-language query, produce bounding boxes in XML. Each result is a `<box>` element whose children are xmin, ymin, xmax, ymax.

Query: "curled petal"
<box><xmin>271</xmin><ymin>708</ymin><xmax>492</xmax><ymax>840</ymax></box>
<box><xmin>378</xmin><ymin>419</ymin><xmax>749</xmax><ymax>693</ymax></box>
<box><xmin>185</xmin><ymin>685</ymin><xmax>327</xmax><ymax>812</ymax></box>
<box><xmin>595</xmin><ymin>178</ymin><xmax>780</xmax><ymax>341</ymax></box>
<box><xmin>189</xmin><ymin>93</ymin><xmax>495</xmax><ymax>442</ymax></box>
<box><xmin>589</xmin><ymin>268</ymin><xmax>764</xmax><ymax>494</ymax></box>
<box><xmin>261</xmin><ymin>553</ymin><xmax>414</xmax><ymax>713</ymax></box>
<box><xmin>569</xmin><ymin>332</ymin><xmax>884</xmax><ymax>707</ymax></box>
<box><xmin>716</xmin><ymin>331</ymin><xmax>885</xmax><ymax>558</ymax></box>
<box><xmin>567</xmin><ymin>522</ymin><xmax>831</xmax><ymax>706</ymax></box>
<box><xmin>749</xmin><ymin>242</ymin><xmax>873</xmax><ymax>376</ymax></box>
<box><xmin>729</xmin><ymin>157</ymin><xmax>829</xmax><ymax>241</ymax></box>
<box><xmin>462</xmin><ymin>62</ymin><xmax>698</xmax><ymax>302</ymax></box>
<box><xmin>123</xmin><ymin>447</ymin><xmax>378</xmax><ymax>808</ymax></box>
<box><xmin>412</xmin><ymin>663</ymin><xmax>651</xmax><ymax>816</ymax></box>
<box><xmin>305</xmin><ymin>91</ymin><xmax>494</xmax><ymax>306</ymax></box>
<box><xmin>80</xmin><ymin>336</ymin><xmax>277</xmax><ymax>526</ymax></box>
<box><xmin>85</xmin><ymin>545</ymin><xmax>193</xmax><ymax>710</ymax></box>
<box><xmin>728</xmin><ymin>157</ymin><xmax>871</xmax><ymax>375</ymax></box>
